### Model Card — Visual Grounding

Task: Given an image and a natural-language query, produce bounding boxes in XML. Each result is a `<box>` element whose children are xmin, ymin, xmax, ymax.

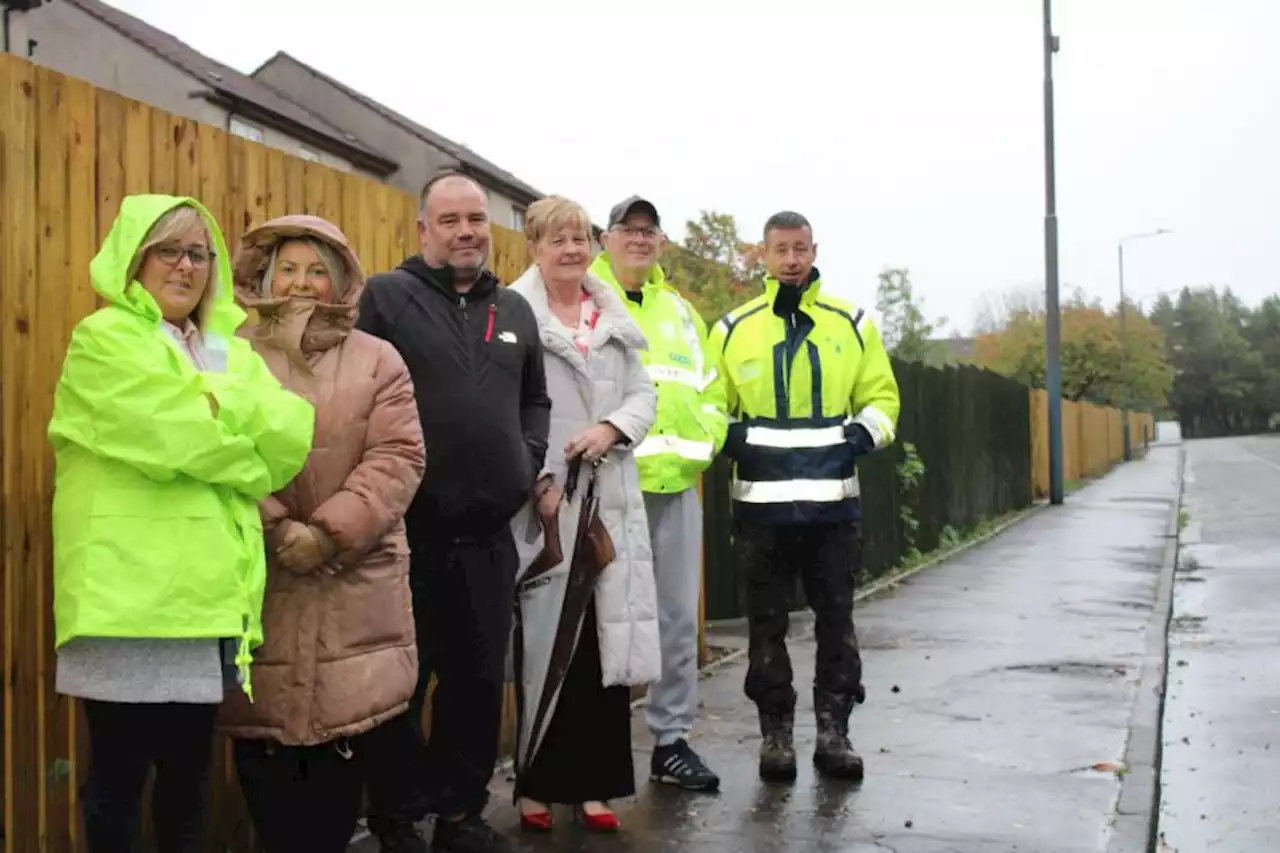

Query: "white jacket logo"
<box><xmin>498</xmin><ymin>331</ymin><xmax>518</xmax><ymax>344</ymax></box>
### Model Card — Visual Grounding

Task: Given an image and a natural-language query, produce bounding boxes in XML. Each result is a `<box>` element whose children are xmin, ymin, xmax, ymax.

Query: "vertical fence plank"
<box><xmin>34</xmin><ymin>63</ymin><xmax>71</xmax><ymax>853</ymax></box>
<box><xmin>283</xmin><ymin>155</ymin><xmax>305</xmax><ymax>215</ymax></box>
<box><xmin>323</xmin><ymin>166</ymin><xmax>344</xmax><ymax>227</ymax></box>
<box><xmin>340</xmin><ymin>175</ymin><xmax>372</xmax><ymax>273</ymax></box>
<box><xmin>242</xmin><ymin>141</ymin><xmax>267</xmax><ymax>236</ymax></box>
<box><xmin>3</xmin><ymin>54</ymin><xmax>41</xmax><ymax>853</ymax></box>
<box><xmin>223</xmin><ymin>134</ymin><xmax>248</xmax><ymax>259</ymax></box>
<box><xmin>173</xmin><ymin>116</ymin><xmax>199</xmax><ymax>200</ymax></box>
<box><xmin>303</xmin><ymin>161</ymin><xmax>326</xmax><ymax>218</ymax></box>
<box><xmin>264</xmin><ymin>148</ymin><xmax>286</xmax><ymax>221</ymax></box>
<box><xmin>197</xmin><ymin>122</ymin><xmax>232</xmax><ymax>239</ymax></box>
<box><xmin>149</xmin><ymin>106</ymin><xmax>175</xmax><ymax>196</ymax></box>
<box><xmin>122</xmin><ymin>99</ymin><xmax>151</xmax><ymax>198</ymax></box>
<box><xmin>196</xmin><ymin>124</ymin><xmax>229</xmax><ymax>241</ymax></box>
<box><xmin>94</xmin><ymin>90</ymin><xmax>125</xmax><ymax>251</ymax></box>
<box><xmin>371</xmin><ymin>184</ymin><xmax>392</xmax><ymax>275</ymax></box>
<box><xmin>62</xmin><ymin>74</ymin><xmax>99</xmax><ymax>850</ymax></box>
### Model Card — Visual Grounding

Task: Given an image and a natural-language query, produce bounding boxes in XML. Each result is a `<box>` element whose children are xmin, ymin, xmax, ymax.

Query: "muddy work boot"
<box><xmin>813</xmin><ymin>693</ymin><xmax>864</xmax><ymax>780</ymax></box>
<box><xmin>758</xmin><ymin>712</ymin><xmax>798</xmax><ymax>782</ymax></box>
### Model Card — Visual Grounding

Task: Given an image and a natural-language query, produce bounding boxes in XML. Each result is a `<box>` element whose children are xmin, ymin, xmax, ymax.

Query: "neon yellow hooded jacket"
<box><xmin>47</xmin><ymin>194</ymin><xmax>316</xmax><ymax>699</ymax></box>
<box><xmin>590</xmin><ymin>254</ymin><xmax>728</xmax><ymax>494</ymax></box>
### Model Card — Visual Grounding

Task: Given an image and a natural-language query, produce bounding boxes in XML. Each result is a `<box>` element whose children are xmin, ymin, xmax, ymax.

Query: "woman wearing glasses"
<box><xmin>47</xmin><ymin>194</ymin><xmax>315</xmax><ymax>853</ymax></box>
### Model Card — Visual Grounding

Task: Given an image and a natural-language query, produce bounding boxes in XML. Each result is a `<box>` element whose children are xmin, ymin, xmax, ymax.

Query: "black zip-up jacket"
<box><xmin>355</xmin><ymin>255</ymin><xmax>551</xmax><ymax>541</ymax></box>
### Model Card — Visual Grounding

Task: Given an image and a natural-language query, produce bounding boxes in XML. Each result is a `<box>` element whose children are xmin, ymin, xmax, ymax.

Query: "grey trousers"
<box><xmin>642</xmin><ymin>488</ymin><xmax>703</xmax><ymax>747</ymax></box>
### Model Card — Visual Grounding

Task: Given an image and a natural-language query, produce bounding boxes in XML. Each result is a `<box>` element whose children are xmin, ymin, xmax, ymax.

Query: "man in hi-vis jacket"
<box><xmin>590</xmin><ymin>196</ymin><xmax>727</xmax><ymax>792</ymax></box>
<box><xmin>707</xmin><ymin>210</ymin><xmax>900</xmax><ymax>783</ymax></box>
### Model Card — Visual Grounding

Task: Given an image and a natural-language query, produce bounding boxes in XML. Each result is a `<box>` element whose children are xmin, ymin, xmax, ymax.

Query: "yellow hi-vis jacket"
<box><xmin>591</xmin><ymin>254</ymin><xmax>727</xmax><ymax>493</ymax></box>
<box><xmin>708</xmin><ymin>273</ymin><xmax>900</xmax><ymax>524</ymax></box>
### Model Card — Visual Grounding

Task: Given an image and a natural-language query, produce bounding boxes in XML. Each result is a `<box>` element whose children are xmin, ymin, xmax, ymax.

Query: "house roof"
<box><xmin>64</xmin><ymin>0</ymin><xmax>397</xmax><ymax>176</ymax></box>
<box><xmin>251</xmin><ymin>51</ymin><xmax>545</xmax><ymax>206</ymax></box>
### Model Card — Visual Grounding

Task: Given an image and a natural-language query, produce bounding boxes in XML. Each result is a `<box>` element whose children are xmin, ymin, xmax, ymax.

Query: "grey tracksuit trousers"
<box><xmin>642</xmin><ymin>488</ymin><xmax>703</xmax><ymax>747</ymax></box>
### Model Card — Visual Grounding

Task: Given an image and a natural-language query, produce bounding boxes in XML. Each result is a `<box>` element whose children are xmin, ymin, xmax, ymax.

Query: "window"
<box><xmin>511</xmin><ymin>207</ymin><xmax>527</xmax><ymax>232</ymax></box>
<box><xmin>229</xmin><ymin>117</ymin><xmax>264</xmax><ymax>143</ymax></box>
<box><xmin>298</xmin><ymin>147</ymin><xmax>321</xmax><ymax>163</ymax></box>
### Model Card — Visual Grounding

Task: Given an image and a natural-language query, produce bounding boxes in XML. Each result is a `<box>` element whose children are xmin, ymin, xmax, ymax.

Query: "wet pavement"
<box><xmin>1157</xmin><ymin>435</ymin><xmax>1280</xmax><ymax>852</ymax></box>
<box><xmin>353</xmin><ymin>446</ymin><xmax>1183</xmax><ymax>852</ymax></box>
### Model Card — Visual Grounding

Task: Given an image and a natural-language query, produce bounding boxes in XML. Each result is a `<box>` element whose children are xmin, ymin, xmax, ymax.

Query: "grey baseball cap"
<box><xmin>607</xmin><ymin>195</ymin><xmax>660</xmax><ymax>229</ymax></box>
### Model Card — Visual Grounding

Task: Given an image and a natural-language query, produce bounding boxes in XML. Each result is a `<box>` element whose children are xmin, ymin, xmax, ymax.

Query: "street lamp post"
<box><xmin>1117</xmin><ymin>228</ymin><xmax>1171</xmax><ymax>461</ymax></box>
<box><xmin>1043</xmin><ymin>0</ymin><xmax>1064</xmax><ymax>505</ymax></box>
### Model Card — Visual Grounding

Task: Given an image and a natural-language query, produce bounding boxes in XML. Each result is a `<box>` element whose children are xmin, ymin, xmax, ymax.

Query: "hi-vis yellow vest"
<box><xmin>591</xmin><ymin>255</ymin><xmax>727</xmax><ymax>493</ymax></box>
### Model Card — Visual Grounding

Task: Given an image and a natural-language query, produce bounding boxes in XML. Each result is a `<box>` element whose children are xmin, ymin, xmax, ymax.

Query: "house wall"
<box><xmin>7</xmin><ymin>1</ymin><xmax>357</xmax><ymax>173</ymax></box>
<box><xmin>255</xmin><ymin>55</ymin><xmax>526</xmax><ymax>226</ymax></box>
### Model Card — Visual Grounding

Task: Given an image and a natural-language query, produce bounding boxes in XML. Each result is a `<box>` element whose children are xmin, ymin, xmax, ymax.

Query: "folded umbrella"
<box><xmin>511</xmin><ymin>455</ymin><xmax>615</xmax><ymax>797</ymax></box>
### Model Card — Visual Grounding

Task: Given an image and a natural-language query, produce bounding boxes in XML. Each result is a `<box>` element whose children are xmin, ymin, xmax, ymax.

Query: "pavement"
<box><xmin>1156</xmin><ymin>435</ymin><xmax>1280</xmax><ymax>852</ymax></box>
<box><xmin>353</xmin><ymin>445</ymin><xmax>1184</xmax><ymax>853</ymax></box>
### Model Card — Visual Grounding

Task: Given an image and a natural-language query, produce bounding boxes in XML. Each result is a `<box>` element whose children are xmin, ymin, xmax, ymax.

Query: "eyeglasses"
<box><xmin>612</xmin><ymin>225</ymin><xmax>661</xmax><ymax>240</ymax></box>
<box><xmin>153</xmin><ymin>246</ymin><xmax>213</xmax><ymax>268</ymax></box>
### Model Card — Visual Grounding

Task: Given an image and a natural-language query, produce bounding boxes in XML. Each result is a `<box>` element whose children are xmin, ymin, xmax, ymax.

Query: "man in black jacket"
<box><xmin>359</xmin><ymin>171</ymin><xmax>551</xmax><ymax>853</ymax></box>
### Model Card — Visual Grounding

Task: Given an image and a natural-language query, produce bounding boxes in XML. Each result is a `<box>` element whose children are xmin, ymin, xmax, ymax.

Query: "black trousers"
<box><xmin>234</xmin><ymin>716</ymin><xmax>407</xmax><ymax>853</ymax></box>
<box><xmin>368</xmin><ymin>529</ymin><xmax>518</xmax><ymax>827</ymax></box>
<box><xmin>81</xmin><ymin>700</ymin><xmax>218</xmax><ymax>853</ymax></box>
<box><xmin>737</xmin><ymin>521</ymin><xmax>866</xmax><ymax>716</ymax></box>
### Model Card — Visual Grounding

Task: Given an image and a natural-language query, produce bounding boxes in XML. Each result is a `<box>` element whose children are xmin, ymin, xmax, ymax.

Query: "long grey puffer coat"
<box><xmin>508</xmin><ymin>265</ymin><xmax>661</xmax><ymax>690</ymax></box>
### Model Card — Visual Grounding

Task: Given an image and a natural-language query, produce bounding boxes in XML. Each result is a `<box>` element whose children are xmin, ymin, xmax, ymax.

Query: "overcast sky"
<box><xmin>111</xmin><ymin>0</ymin><xmax>1278</xmax><ymax>334</ymax></box>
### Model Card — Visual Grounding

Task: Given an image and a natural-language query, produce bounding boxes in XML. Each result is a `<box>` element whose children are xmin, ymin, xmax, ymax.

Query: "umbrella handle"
<box><xmin>563</xmin><ymin>454</ymin><xmax>600</xmax><ymax>502</ymax></box>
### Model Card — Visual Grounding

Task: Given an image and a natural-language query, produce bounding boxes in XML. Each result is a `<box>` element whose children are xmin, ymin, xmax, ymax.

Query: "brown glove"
<box><xmin>275</xmin><ymin>521</ymin><xmax>337</xmax><ymax>575</ymax></box>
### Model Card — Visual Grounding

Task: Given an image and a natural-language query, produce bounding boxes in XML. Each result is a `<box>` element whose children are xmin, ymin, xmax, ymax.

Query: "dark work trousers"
<box><xmin>737</xmin><ymin>521</ymin><xmax>866</xmax><ymax>716</ymax></box>
<box><xmin>81</xmin><ymin>699</ymin><xmax>218</xmax><ymax>853</ymax></box>
<box><xmin>367</xmin><ymin>529</ymin><xmax>518</xmax><ymax>829</ymax></box>
<box><xmin>234</xmin><ymin>716</ymin><xmax>409</xmax><ymax>853</ymax></box>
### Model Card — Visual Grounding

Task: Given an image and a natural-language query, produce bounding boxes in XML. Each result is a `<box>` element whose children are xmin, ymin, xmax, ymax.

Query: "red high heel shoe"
<box><xmin>577</xmin><ymin>804</ymin><xmax>620</xmax><ymax>833</ymax></box>
<box><xmin>520</xmin><ymin>808</ymin><xmax>554</xmax><ymax>833</ymax></box>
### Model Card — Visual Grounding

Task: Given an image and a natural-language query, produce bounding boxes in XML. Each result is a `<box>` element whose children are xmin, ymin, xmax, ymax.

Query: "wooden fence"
<box><xmin>1029</xmin><ymin>390</ymin><xmax>1154</xmax><ymax>498</ymax></box>
<box><xmin>0</xmin><ymin>54</ymin><xmax>1156</xmax><ymax>851</ymax></box>
<box><xmin>0</xmin><ymin>54</ymin><xmax>539</xmax><ymax>853</ymax></box>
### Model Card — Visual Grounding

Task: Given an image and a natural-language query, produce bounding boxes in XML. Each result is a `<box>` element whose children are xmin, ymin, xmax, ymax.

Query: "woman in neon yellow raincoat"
<box><xmin>46</xmin><ymin>194</ymin><xmax>315</xmax><ymax>853</ymax></box>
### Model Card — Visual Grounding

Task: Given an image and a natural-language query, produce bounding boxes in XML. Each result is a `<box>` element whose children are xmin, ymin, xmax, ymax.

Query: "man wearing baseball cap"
<box><xmin>589</xmin><ymin>196</ymin><xmax>727</xmax><ymax>792</ymax></box>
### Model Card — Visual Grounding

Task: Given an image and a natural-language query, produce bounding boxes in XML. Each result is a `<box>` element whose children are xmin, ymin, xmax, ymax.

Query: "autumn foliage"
<box><xmin>660</xmin><ymin>211</ymin><xmax>765</xmax><ymax>322</ymax></box>
<box><xmin>973</xmin><ymin>291</ymin><xmax>1174</xmax><ymax>410</ymax></box>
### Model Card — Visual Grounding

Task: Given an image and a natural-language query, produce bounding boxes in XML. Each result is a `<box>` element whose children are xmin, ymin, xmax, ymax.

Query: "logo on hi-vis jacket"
<box><xmin>669</xmin><ymin>353</ymin><xmax>693</xmax><ymax>367</ymax></box>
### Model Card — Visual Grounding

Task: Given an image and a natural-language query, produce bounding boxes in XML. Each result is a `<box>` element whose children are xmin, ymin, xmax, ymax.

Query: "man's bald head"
<box><xmin>416</xmin><ymin>170</ymin><xmax>491</xmax><ymax>288</ymax></box>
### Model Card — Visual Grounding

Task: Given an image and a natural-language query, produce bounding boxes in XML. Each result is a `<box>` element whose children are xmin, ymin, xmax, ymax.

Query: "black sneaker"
<box><xmin>431</xmin><ymin>814</ymin><xmax>515</xmax><ymax>853</ymax></box>
<box><xmin>650</xmin><ymin>738</ymin><xmax>721</xmax><ymax>792</ymax></box>
<box><xmin>375</xmin><ymin>821</ymin><xmax>429</xmax><ymax>853</ymax></box>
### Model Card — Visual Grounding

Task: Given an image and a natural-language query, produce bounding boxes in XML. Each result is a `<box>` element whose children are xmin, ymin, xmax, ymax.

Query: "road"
<box><xmin>1157</xmin><ymin>435</ymin><xmax>1280</xmax><ymax>852</ymax></box>
<box><xmin>353</xmin><ymin>446</ymin><xmax>1183</xmax><ymax>853</ymax></box>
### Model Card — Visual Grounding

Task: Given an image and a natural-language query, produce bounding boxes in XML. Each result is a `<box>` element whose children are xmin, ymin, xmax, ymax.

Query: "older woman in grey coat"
<box><xmin>509</xmin><ymin>196</ymin><xmax>659</xmax><ymax>834</ymax></box>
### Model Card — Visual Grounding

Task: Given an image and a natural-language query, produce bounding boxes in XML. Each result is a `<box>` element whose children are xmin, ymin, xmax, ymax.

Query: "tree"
<box><xmin>972</xmin><ymin>288</ymin><xmax>1174</xmax><ymax>409</ymax></box>
<box><xmin>1150</xmin><ymin>286</ymin><xmax>1280</xmax><ymax>437</ymax></box>
<box><xmin>970</xmin><ymin>283</ymin><xmax>1044</xmax><ymax>334</ymax></box>
<box><xmin>875</xmin><ymin>267</ymin><xmax>947</xmax><ymax>363</ymax></box>
<box><xmin>661</xmin><ymin>210</ymin><xmax>764</xmax><ymax>323</ymax></box>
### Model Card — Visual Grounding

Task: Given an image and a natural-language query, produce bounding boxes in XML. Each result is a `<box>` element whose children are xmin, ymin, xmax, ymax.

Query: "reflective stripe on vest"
<box><xmin>730</xmin><ymin>475</ymin><xmax>860</xmax><ymax>504</ymax></box>
<box><xmin>633</xmin><ymin>434</ymin><xmax>716</xmax><ymax>462</ymax></box>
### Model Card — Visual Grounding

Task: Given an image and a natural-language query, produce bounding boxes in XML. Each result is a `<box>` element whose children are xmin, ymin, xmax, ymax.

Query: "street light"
<box><xmin>1118</xmin><ymin>228</ymin><xmax>1172</xmax><ymax>461</ymax></box>
<box><xmin>1043</xmin><ymin>0</ymin><xmax>1064</xmax><ymax>505</ymax></box>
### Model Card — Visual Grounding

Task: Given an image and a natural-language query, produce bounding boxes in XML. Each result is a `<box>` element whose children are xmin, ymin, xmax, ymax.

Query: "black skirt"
<box><xmin>518</xmin><ymin>602</ymin><xmax>635</xmax><ymax>805</ymax></box>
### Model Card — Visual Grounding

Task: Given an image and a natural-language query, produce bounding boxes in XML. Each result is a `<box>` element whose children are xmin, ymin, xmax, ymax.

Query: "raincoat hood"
<box><xmin>232</xmin><ymin>215</ymin><xmax>367</xmax><ymax>371</ymax></box>
<box><xmin>90</xmin><ymin>194</ymin><xmax>244</xmax><ymax>338</ymax></box>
